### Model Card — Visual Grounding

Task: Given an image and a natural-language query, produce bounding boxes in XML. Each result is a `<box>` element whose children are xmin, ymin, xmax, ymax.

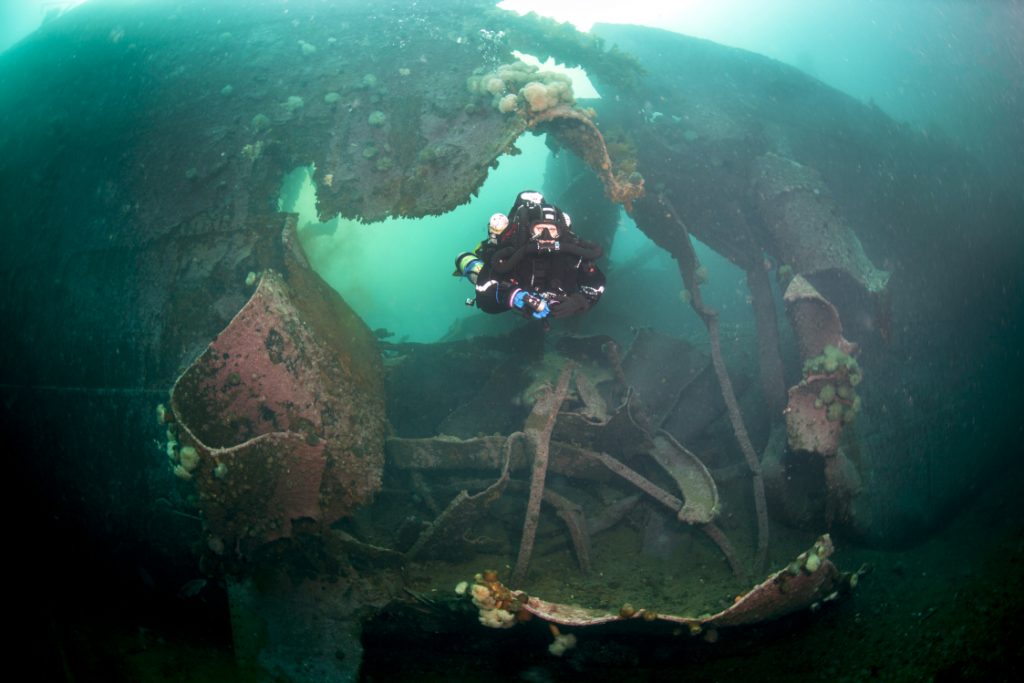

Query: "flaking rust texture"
<box><xmin>304</xmin><ymin>5</ymin><xmax>528</xmax><ymax>222</ymax></box>
<box><xmin>783</xmin><ymin>276</ymin><xmax>858</xmax><ymax>456</ymax></box>
<box><xmin>170</xmin><ymin>237</ymin><xmax>387</xmax><ymax>555</ymax></box>
<box><xmin>783</xmin><ymin>275</ymin><xmax>857</xmax><ymax>361</ymax></box>
<box><xmin>530</xmin><ymin>105</ymin><xmax>645</xmax><ymax>210</ymax></box>
<box><xmin>518</xmin><ymin>535</ymin><xmax>840</xmax><ymax>629</ymax></box>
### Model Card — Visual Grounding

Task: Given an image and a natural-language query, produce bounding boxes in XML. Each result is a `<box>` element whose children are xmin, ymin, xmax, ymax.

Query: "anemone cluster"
<box><xmin>803</xmin><ymin>344</ymin><xmax>863</xmax><ymax>424</ymax></box>
<box><xmin>785</xmin><ymin>537</ymin><xmax>830</xmax><ymax>576</ymax></box>
<box><xmin>458</xmin><ymin>570</ymin><xmax>529</xmax><ymax>629</ymax></box>
<box><xmin>466</xmin><ymin>60</ymin><xmax>575</xmax><ymax>115</ymax></box>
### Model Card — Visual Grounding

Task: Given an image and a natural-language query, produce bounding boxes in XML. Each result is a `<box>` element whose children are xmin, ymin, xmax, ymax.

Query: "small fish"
<box><xmin>373</xmin><ymin>328</ymin><xmax>395</xmax><ymax>339</ymax></box>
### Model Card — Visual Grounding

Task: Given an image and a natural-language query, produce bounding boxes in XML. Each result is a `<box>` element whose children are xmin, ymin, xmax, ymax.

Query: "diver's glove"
<box><xmin>511</xmin><ymin>289</ymin><xmax>550</xmax><ymax>319</ymax></box>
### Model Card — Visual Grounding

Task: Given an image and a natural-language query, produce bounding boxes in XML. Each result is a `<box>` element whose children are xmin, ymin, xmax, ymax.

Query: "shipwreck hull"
<box><xmin>2</xmin><ymin>2</ymin><xmax>1021</xmax><ymax>681</ymax></box>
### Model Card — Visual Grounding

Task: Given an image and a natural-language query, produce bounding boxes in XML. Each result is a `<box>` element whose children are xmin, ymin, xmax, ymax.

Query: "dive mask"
<box><xmin>530</xmin><ymin>222</ymin><xmax>560</xmax><ymax>241</ymax></box>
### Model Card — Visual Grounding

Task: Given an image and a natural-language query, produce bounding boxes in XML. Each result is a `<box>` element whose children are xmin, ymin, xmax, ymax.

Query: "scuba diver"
<box><xmin>453</xmin><ymin>190</ymin><xmax>605</xmax><ymax>321</ymax></box>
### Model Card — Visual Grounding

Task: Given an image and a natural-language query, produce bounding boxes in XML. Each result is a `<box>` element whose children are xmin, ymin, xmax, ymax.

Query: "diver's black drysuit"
<box><xmin>473</xmin><ymin>198</ymin><xmax>605</xmax><ymax>319</ymax></box>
